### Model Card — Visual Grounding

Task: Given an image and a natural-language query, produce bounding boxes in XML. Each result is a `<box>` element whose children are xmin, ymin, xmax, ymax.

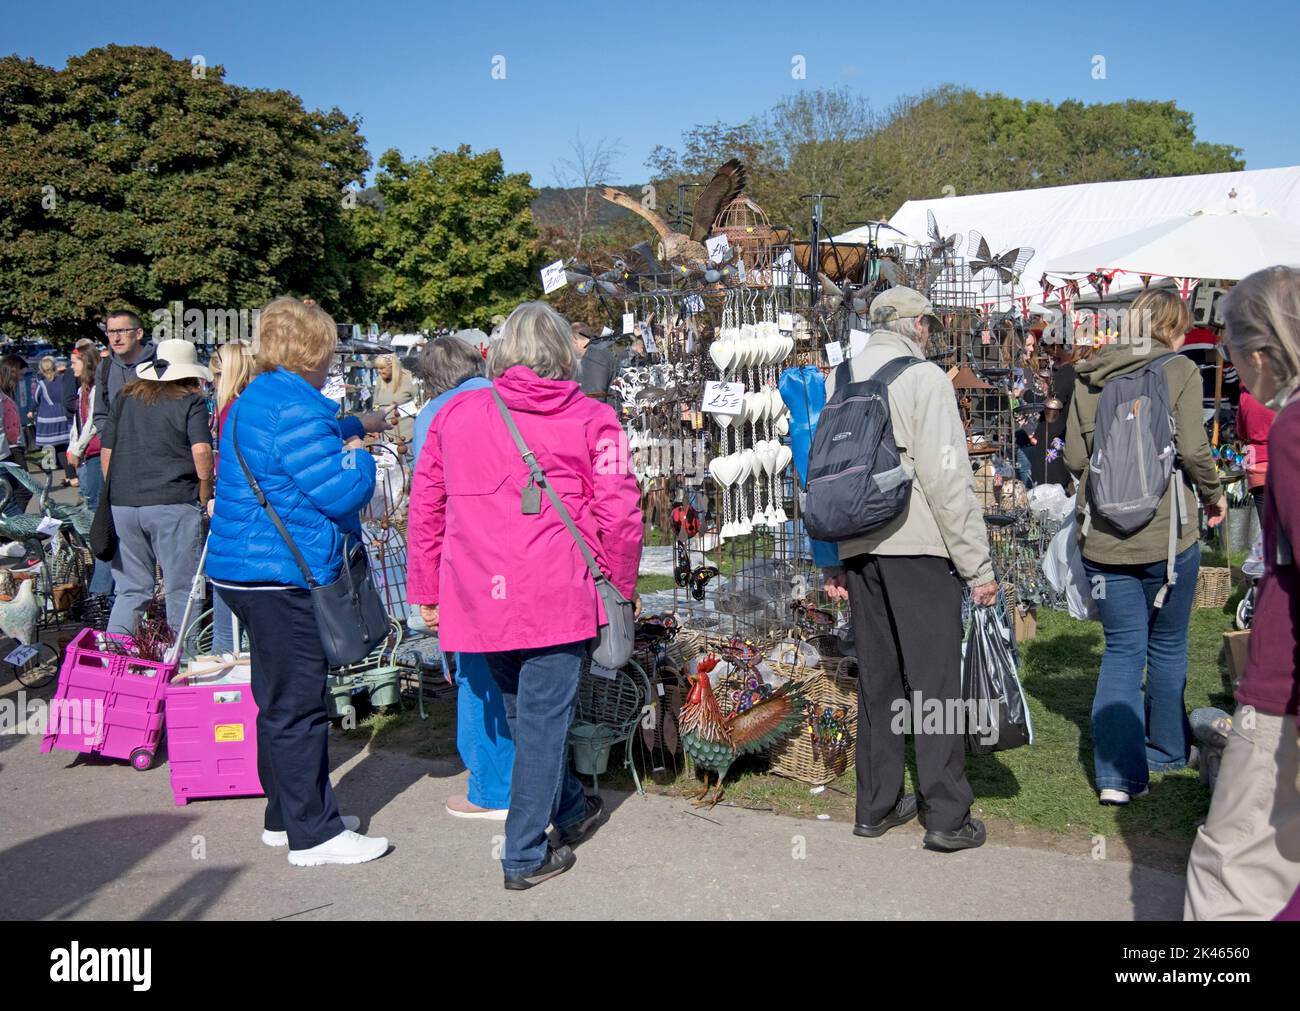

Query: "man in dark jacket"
<box><xmin>93</xmin><ymin>309</ymin><xmax>157</xmax><ymax>435</ymax></box>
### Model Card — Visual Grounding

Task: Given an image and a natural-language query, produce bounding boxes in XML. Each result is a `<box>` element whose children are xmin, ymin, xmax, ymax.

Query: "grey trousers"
<box><xmin>108</xmin><ymin>502</ymin><xmax>203</xmax><ymax>638</ymax></box>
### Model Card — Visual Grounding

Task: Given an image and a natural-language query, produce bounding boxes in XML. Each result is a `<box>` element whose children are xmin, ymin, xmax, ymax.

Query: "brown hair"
<box><xmin>0</xmin><ymin>356</ymin><xmax>25</xmax><ymax>397</ymax></box>
<box><xmin>124</xmin><ymin>378</ymin><xmax>200</xmax><ymax>406</ymax></box>
<box><xmin>74</xmin><ymin>346</ymin><xmax>99</xmax><ymax>391</ymax></box>
<box><xmin>1128</xmin><ymin>289</ymin><xmax>1191</xmax><ymax>348</ymax></box>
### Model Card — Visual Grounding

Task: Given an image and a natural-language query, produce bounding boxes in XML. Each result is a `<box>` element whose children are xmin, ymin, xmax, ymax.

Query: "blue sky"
<box><xmin>7</xmin><ymin>0</ymin><xmax>1298</xmax><ymax>190</ymax></box>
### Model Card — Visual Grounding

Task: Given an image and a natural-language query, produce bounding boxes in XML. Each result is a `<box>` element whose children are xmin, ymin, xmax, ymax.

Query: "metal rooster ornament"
<box><xmin>599</xmin><ymin>159</ymin><xmax>747</xmax><ymax>264</ymax></box>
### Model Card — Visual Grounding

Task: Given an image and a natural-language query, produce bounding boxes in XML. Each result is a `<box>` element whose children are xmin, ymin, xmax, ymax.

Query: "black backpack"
<box><xmin>803</xmin><ymin>355</ymin><xmax>924</xmax><ymax>542</ymax></box>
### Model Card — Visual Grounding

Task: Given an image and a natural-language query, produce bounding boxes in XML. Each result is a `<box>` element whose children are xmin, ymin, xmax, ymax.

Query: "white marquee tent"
<box><xmin>835</xmin><ymin>166</ymin><xmax>1300</xmax><ymax>303</ymax></box>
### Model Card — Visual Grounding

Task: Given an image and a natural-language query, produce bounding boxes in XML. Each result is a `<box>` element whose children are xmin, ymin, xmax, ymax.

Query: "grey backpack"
<box><xmin>803</xmin><ymin>355</ymin><xmax>924</xmax><ymax>542</ymax></box>
<box><xmin>1084</xmin><ymin>353</ymin><xmax>1188</xmax><ymax>606</ymax></box>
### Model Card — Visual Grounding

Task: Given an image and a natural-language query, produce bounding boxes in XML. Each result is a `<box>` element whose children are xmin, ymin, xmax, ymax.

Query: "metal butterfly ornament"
<box><xmin>967</xmin><ymin>230</ymin><xmax>1034</xmax><ymax>290</ymax></box>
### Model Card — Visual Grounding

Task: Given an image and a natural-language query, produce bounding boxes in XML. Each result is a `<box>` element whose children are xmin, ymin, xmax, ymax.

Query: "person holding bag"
<box><xmin>207</xmin><ymin>297</ymin><xmax>389</xmax><ymax>868</ymax></box>
<box><xmin>407</xmin><ymin>301</ymin><xmax>643</xmax><ymax>891</ymax></box>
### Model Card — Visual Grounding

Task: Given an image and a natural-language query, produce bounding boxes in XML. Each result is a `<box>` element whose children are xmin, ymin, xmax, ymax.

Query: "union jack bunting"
<box><xmin>1170</xmin><ymin>277</ymin><xmax>1200</xmax><ymax>301</ymax></box>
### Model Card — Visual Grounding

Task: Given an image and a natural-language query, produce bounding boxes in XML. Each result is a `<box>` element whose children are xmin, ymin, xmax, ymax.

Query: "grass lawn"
<box><xmin>339</xmin><ymin>575</ymin><xmax>1242</xmax><ymax>868</ymax></box>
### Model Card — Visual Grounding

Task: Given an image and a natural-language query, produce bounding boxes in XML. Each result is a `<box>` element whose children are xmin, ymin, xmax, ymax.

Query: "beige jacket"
<box><xmin>823</xmin><ymin>330</ymin><xmax>994</xmax><ymax>586</ymax></box>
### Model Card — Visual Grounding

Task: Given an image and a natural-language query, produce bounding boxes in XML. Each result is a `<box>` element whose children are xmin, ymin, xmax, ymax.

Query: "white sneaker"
<box><xmin>287</xmin><ymin>829</ymin><xmax>389</xmax><ymax>867</ymax></box>
<box><xmin>1099</xmin><ymin>787</ymin><xmax>1150</xmax><ymax>806</ymax></box>
<box><xmin>262</xmin><ymin>815</ymin><xmax>360</xmax><ymax>847</ymax></box>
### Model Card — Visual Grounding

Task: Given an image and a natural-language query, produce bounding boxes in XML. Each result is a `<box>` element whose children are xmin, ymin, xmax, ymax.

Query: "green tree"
<box><xmin>0</xmin><ymin>45</ymin><xmax>369</xmax><ymax>340</ymax></box>
<box><xmin>356</xmin><ymin>145</ymin><xmax>541</xmax><ymax>330</ymax></box>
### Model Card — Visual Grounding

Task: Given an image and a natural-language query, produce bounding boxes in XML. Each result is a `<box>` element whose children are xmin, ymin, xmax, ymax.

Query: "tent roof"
<box><xmin>835</xmin><ymin>166</ymin><xmax>1300</xmax><ymax>297</ymax></box>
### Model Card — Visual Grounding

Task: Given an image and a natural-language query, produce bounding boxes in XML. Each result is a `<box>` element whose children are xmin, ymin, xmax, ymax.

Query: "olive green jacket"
<box><xmin>1064</xmin><ymin>342</ymin><xmax>1221</xmax><ymax>565</ymax></box>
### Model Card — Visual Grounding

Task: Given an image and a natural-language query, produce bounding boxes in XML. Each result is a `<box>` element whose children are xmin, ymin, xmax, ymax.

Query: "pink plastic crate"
<box><xmin>41</xmin><ymin>628</ymin><xmax>176</xmax><ymax>768</ymax></box>
<box><xmin>165</xmin><ymin>674</ymin><xmax>264</xmax><ymax>806</ymax></box>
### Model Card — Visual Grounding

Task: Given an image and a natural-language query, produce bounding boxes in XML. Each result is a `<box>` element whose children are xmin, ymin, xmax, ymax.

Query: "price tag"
<box><xmin>656</xmin><ymin>681</ymin><xmax>665</xmax><ymax>697</ymax></box>
<box><xmin>36</xmin><ymin>516</ymin><xmax>62</xmax><ymax>536</ymax></box>
<box><xmin>705</xmin><ymin>234</ymin><xmax>732</xmax><ymax>264</ymax></box>
<box><xmin>778</xmin><ymin>312</ymin><xmax>794</xmax><ymax>332</ymax></box>
<box><xmin>736</xmin><ymin>260</ymin><xmax>746</xmax><ymax>282</ymax></box>
<box><xmin>4</xmin><ymin>645</ymin><xmax>38</xmax><ymax>666</ymax></box>
<box><xmin>540</xmin><ymin>259</ymin><xmax>567</xmax><ymax>294</ymax></box>
<box><xmin>640</xmin><ymin>322</ymin><xmax>658</xmax><ymax>354</ymax></box>
<box><xmin>825</xmin><ymin>341</ymin><xmax>844</xmax><ymax>367</ymax></box>
<box><xmin>701</xmin><ymin>381</ymin><xmax>745</xmax><ymax>417</ymax></box>
<box><xmin>622</xmin><ymin>312</ymin><xmax>635</xmax><ymax>335</ymax></box>
<box><xmin>589</xmin><ymin>662</ymin><xmax>618</xmax><ymax>681</ymax></box>
<box><xmin>684</xmin><ymin>293</ymin><xmax>705</xmax><ymax>314</ymax></box>
<box><xmin>849</xmin><ymin>329</ymin><xmax>870</xmax><ymax>357</ymax></box>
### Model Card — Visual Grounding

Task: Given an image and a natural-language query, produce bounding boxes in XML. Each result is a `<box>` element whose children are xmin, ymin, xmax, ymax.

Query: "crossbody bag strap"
<box><xmin>230</xmin><ymin>402</ymin><xmax>320</xmax><ymax>589</ymax></box>
<box><xmin>488</xmin><ymin>384</ymin><xmax>609</xmax><ymax>586</ymax></box>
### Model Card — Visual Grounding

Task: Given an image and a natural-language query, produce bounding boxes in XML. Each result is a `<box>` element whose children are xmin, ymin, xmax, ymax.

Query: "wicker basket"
<box><xmin>1194</xmin><ymin>567</ymin><xmax>1231</xmax><ymax>610</ymax></box>
<box><xmin>770</xmin><ymin>658</ymin><xmax>859</xmax><ymax>785</ymax></box>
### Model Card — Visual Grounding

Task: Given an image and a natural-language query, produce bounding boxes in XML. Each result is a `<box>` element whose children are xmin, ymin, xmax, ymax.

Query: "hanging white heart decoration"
<box><xmin>709</xmin><ymin>340</ymin><xmax>734</xmax><ymax>373</ymax></box>
<box><xmin>709</xmin><ymin>455</ymin><xmax>741</xmax><ymax>487</ymax></box>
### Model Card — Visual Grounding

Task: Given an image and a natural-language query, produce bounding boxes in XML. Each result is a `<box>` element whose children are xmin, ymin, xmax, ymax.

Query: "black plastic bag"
<box><xmin>961</xmin><ymin>607</ymin><xmax>1034</xmax><ymax>754</ymax></box>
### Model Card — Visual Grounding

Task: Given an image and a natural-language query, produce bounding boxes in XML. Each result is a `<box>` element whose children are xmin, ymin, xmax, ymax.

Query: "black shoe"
<box><xmin>923</xmin><ymin>817</ymin><xmax>987</xmax><ymax>852</ymax></box>
<box><xmin>503</xmin><ymin>845</ymin><xmax>576</xmax><ymax>891</ymax></box>
<box><xmin>558</xmin><ymin>794</ymin><xmax>605</xmax><ymax>848</ymax></box>
<box><xmin>853</xmin><ymin>794</ymin><xmax>918</xmax><ymax>838</ymax></box>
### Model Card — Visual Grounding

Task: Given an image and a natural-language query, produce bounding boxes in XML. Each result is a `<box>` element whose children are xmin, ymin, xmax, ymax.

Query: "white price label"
<box><xmin>702</xmin><ymin>381</ymin><xmax>745</xmax><ymax>417</ymax></box>
<box><xmin>622</xmin><ymin>312</ymin><xmax>635</xmax><ymax>335</ymax></box>
<box><xmin>540</xmin><ymin>259</ymin><xmax>567</xmax><ymax>294</ymax></box>
<box><xmin>825</xmin><ymin>341</ymin><xmax>844</xmax><ymax>366</ymax></box>
<box><xmin>705</xmin><ymin>234</ymin><xmax>732</xmax><ymax>264</ymax></box>
<box><xmin>36</xmin><ymin>517</ymin><xmax>62</xmax><ymax>536</ymax></box>
<box><xmin>641</xmin><ymin>323</ymin><xmax>657</xmax><ymax>354</ymax></box>
<box><xmin>4</xmin><ymin>645</ymin><xmax>38</xmax><ymax>666</ymax></box>
<box><xmin>736</xmin><ymin>260</ymin><xmax>746</xmax><ymax>282</ymax></box>
<box><xmin>778</xmin><ymin>312</ymin><xmax>794</xmax><ymax>332</ymax></box>
<box><xmin>849</xmin><ymin>329</ymin><xmax>870</xmax><ymax>357</ymax></box>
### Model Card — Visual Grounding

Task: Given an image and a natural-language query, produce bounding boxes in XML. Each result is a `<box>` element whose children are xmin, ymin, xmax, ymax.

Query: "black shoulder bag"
<box><xmin>230</xmin><ymin>405</ymin><xmax>389</xmax><ymax>667</ymax></box>
<box><xmin>89</xmin><ymin>395</ymin><xmax>127</xmax><ymax>562</ymax></box>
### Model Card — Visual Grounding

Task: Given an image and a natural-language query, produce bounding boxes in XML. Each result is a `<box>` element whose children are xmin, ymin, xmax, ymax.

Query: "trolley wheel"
<box><xmin>5</xmin><ymin>641</ymin><xmax>59</xmax><ymax>690</ymax></box>
<box><xmin>129</xmin><ymin>748</ymin><xmax>155</xmax><ymax>771</ymax></box>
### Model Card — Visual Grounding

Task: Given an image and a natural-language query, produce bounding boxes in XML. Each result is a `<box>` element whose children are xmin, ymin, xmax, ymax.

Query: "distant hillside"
<box><xmin>531</xmin><ymin>185</ymin><xmax>646</xmax><ymax>228</ymax></box>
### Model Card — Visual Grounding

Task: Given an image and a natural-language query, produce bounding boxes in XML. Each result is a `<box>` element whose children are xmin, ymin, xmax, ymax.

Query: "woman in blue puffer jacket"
<box><xmin>208</xmin><ymin>297</ymin><xmax>390</xmax><ymax>868</ymax></box>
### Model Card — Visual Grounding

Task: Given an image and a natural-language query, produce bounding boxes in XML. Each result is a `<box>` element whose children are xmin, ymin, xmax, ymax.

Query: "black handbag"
<box><xmin>90</xmin><ymin>396</ymin><xmax>126</xmax><ymax>562</ymax></box>
<box><xmin>231</xmin><ymin>406</ymin><xmax>389</xmax><ymax>667</ymax></box>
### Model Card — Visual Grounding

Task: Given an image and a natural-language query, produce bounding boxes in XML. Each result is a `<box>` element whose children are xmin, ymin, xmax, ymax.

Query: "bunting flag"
<box><xmin>1039</xmin><ymin>273</ymin><xmax>1055</xmax><ymax>300</ymax></box>
<box><xmin>1170</xmin><ymin>277</ymin><xmax>1200</xmax><ymax>302</ymax></box>
<box><xmin>1015</xmin><ymin>295</ymin><xmax>1033</xmax><ymax>321</ymax></box>
<box><xmin>1139</xmin><ymin>274</ymin><xmax>1152</xmax><ymax>289</ymax></box>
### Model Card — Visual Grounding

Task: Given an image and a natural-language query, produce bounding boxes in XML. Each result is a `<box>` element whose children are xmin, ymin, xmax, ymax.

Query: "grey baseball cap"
<box><xmin>869</xmin><ymin>286</ymin><xmax>941</xmax><ymax>329</ymax></box>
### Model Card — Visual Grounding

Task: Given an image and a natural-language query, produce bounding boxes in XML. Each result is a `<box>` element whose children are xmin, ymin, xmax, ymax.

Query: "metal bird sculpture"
<box><xmin>599</xmin><ymin>159</ymin><xmax>747</xmax><ymax>264</ymax></box>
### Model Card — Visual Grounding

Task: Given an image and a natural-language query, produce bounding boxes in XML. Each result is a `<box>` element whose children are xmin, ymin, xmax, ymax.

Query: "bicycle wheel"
<box><xmin>4</xmin><ymin>641</ymin><xmax>59</xmax><ymax>690</ymax></box>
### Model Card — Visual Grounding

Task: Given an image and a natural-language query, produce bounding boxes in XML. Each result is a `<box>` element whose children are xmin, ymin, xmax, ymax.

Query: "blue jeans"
<box><xmin>456</xmin><ymin>653</ymin><xmax>514</xmax><ymax>810</ymax></box>
<box><xmin>485</xmin><ymin>642</ymin><xmax>588</xmax><ymax>874</ymax></box>
<box><xmin>1015</xmin><ymin>447</ymin><xmax>1035</xmax><ymax>488</ymax></box>
<box><xmin>1083</xmin><ymin>543</ymin><xmax>1200</xmax><ymax>794</ymax></box>
<box><xmin>77</xmin><ymin>457</ymin><xmax>114</xmax><ymax>596</ymax></box>
<box><xmin>211</xmin><ymin>588</ymin><xmax>237</xmax><ymax>654</ymax></box>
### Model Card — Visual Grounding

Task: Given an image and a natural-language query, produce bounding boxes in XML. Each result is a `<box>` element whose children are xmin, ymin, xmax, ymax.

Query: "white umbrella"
<box><xmin>1046</xmin><ymin>208</ymin><xmax>1300</xmax><ymax>281</ymax></box>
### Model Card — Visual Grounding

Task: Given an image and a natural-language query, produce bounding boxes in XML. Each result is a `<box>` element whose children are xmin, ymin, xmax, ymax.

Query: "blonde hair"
<box><xmin>376</xmin><ymin>353</ymin><xmax>405</xmax><ymax>394</ymax></box>
<box><xmin>213</xmin><ymin>342</ymin><xmax>255</xmax><ymax>412</ymax></box>
<box><xmin>486</xmin><ymin>301</ymin><xmax>577</xmax><ymax>381</ymax></box>
<box><xmin>39</xmin><ymin>356</ymin><xmax>56</xmax><ymax>379</ymax></box>
<box><xmin>1128</xmin><ymin>288</ymin><xmax>1191</xmax><ymax>348</ymax></box>
<box><xmin>1223</xmin><ymin>266</ymin><xmax>1300</xmax><ymax>407</ymax></box>
<box><xmin>254</xmin><ymin>297</ymin><xmax>337</xmax><ymax>378</ymax></box>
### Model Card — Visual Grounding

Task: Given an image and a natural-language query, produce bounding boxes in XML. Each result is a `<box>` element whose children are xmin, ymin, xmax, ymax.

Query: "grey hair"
<box><xmin>414</xmin><ymin>335</ymin><xmax>485</xmax><ymax>397</ymax></box>
<box><xmin>880</xmin><ymin>317</ymin><xmax>920</xmax><ymax>339</ymax></box>
<box><xmin>486</xmin><ymin>301</ymin><xmax>577</xmax><ymax>381</ymax></box>
<box><xmin>1223</xmin><ymin>266</ymin><xmax>1300</xmax><ymax>407</ymax></box>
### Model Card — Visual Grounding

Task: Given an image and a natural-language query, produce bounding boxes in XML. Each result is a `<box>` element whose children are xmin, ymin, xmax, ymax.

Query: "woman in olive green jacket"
<box><xmin>1064</xmin><ymin>289</ymin><xmax>1226</xmax><ymax>807</ymax></box>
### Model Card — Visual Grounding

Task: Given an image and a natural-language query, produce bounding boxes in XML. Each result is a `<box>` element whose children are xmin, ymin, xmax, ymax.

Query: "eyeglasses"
<box><xmin>105</xmin><ymin>328</ymin><xmax>141</xmax><ymax>336</ymax></box>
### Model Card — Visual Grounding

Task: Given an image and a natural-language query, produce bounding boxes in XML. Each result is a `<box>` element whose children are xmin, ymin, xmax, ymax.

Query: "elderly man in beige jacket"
<box><xmin>821</xmin><ymin>286</ymin><xmax>998</xmax><ymax>852</ymax></box>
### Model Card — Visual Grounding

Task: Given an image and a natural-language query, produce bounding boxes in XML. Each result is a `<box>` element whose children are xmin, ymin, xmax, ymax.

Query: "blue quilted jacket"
<box><xmin>208</xmin><ymin>368</ymin><xmax>377</xmax><ymax>588</ymax></box>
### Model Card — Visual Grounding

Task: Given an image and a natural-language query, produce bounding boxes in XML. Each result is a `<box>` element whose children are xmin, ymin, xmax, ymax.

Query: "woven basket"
<box><xmin>770</xmin><ymin>658</ymin><xmax>859</xmax><ymax>785</ymax></box>
<box><xmin>1194</xmin><ymin>567</ymin><xmax>1231</xmax><ymax>610</ymax></box>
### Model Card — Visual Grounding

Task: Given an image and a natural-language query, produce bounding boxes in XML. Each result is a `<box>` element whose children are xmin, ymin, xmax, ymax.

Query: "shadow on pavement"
<box><xmin>0</xmin><ymin>813</ymin><xmax>200</xmax><ymax>919</ymax></box>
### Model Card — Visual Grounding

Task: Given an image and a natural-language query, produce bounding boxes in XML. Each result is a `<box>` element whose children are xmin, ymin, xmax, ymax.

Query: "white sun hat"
<box><xmin>136</xmin><ymin>339</ymin><xmax>213</xmax><ymax>383</ymax></box>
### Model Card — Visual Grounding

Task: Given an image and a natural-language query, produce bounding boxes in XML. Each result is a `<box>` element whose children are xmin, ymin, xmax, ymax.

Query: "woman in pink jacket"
<box><xmin>407</xmin><ymin>301</ymin><xmax>643</xmax><ymax>891</ymax></box>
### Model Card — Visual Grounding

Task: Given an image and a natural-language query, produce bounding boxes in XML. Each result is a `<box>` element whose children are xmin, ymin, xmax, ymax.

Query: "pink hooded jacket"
<box><xmin>406</xmin><ymin>366</ymin><xmax>643</xmax><ymax>654</ymax></box>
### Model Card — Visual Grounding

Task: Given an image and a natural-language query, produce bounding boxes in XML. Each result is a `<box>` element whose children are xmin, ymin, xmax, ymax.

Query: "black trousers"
<box><xmin>217</xmin><ymin>584</ymin><xmax>345</xmax><ymax>850</ymax></box>
<box><xmin>844</xmin><ymin>553</ymin><xmax>973</xmax><ymax>833</ymax></box>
